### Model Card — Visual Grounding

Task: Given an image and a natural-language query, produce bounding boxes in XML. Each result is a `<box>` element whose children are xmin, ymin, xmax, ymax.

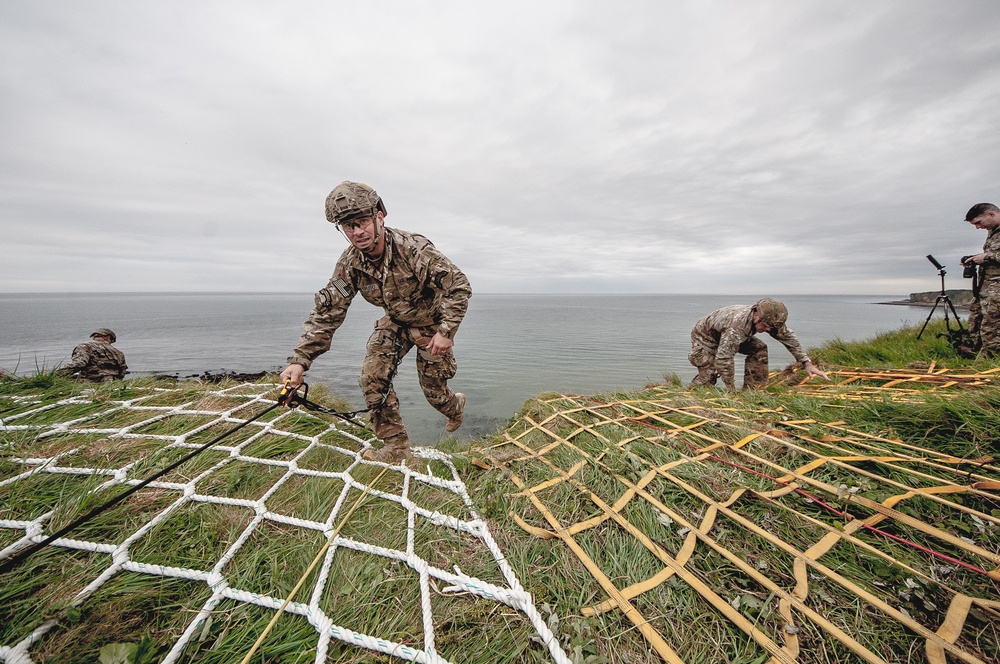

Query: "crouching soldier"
<box><xmin>688</xmin><ymin>299</ymin><xmax>828</xmax><ymax>390</ymax></box>
<box><xmin>58</xmin><ymin>328</ymin><xmax>128</xmax><ymax>382</ymax></box>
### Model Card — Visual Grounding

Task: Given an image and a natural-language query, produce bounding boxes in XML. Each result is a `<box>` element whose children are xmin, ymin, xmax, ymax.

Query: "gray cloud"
<box><xmin>1</xmin><ymin>0</ymin><xmax>998</xmax><ymax>295</ymax></box>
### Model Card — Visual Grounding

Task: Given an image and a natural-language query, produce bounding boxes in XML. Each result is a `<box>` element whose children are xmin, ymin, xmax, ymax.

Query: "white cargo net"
<box><xmin>0</xmin><ymin>382</ymin><xmax>570</xmax><ymax>664</ymax></box>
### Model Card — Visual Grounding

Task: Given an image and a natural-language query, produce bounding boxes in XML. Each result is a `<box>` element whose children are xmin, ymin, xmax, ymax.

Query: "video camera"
<box><xmin>960</xmin><ymin>255</ymin><xmax>979</xmax><ymax>279</ymax></box>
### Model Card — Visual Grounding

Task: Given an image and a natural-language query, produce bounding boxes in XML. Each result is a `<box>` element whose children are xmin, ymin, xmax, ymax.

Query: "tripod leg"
<box><xmin>917</xmin><ymin>299</ymin><xmax>943</xmax><ymax>339</ymax></box>
<box><xmin>944</xmin><ymin>297</ymin><xmax>965</xmax><ymax>331</ymax></box>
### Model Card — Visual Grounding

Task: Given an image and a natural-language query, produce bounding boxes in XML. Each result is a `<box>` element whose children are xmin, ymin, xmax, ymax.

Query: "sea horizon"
<box><xmin>1</xmin><ymin>292</ymin><xmax>951</xmax><ymax>445</ymax></box>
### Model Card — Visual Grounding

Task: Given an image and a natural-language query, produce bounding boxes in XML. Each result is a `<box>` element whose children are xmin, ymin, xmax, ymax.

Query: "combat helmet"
<box><xmin>324</xmin><ymin>181</ymin><xmax>387</xmax><ymax>225</ymax></box>
<box><xmin>752</xmin><ymin>299</ymin><xmax>788</xmax><ymax>329</ymax></box>
<box><xmin>91</xmin><ymin>328</ymin><xmax>117</xmax><ymax>343</ymax></box>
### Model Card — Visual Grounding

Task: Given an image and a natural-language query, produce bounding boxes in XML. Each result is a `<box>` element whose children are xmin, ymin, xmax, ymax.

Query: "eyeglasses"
<box><xmin>336</xmin><ymin>216</ymin><xmax>374</xmax><ymax>233</ymax></box>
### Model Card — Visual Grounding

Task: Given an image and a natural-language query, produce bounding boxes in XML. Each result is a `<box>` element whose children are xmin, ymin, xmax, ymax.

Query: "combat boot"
<box><xmin>445</xmin><ymin>393</ymin><xmax>466</xmax><ymax>432</ymax></box>
<box><xmin>362</xmin><ymin>436</ymin><xmax>412</xmax><ymax>464</ymax></box>
<box><xmin>689</xmin><ymin>367</ymin><xmax>718</xmax><ymax>387</ymax></box>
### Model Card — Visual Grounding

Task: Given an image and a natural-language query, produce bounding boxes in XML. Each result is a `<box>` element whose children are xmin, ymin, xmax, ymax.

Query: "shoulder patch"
<box><xmin>332</xmin><ymin>279</ymin><xmax>351</xmax><ymax>298</ymax></box>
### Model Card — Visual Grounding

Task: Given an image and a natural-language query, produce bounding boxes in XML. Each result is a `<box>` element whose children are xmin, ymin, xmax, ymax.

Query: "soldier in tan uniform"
<box><xmin>58</xmin><ymin>328</ymin><xmax>128</xmax><ymax>382</ymax></box>
<box><xmin>280</xmin><ymin>181</ymin><xmax>471</xmax><ymax>464</ymax></box>
<box><xmin>688</xmin><ymin>299</ymin><xmax>829</xmax><ymax>390</ymax></box>
<box><xmin>961</xmin><ymin>203</ymin><xmax>1000</xmax><ymax>357</ymax></box>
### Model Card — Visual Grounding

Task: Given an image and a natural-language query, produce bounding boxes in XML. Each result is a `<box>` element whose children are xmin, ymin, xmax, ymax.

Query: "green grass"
<box><xmin>451</xmin><ymin>321</ymin><xmax>1000</xmax><ymax>663</ymax></box>
<box><xmin>810</xmin><ymin>318</ymin><xmax>991</xmax><ymax>369</ymax></box>
<box><xmin>2</xmin><ymin>326</ymin><xmax>999</xmax><ymax>663</ymax></box>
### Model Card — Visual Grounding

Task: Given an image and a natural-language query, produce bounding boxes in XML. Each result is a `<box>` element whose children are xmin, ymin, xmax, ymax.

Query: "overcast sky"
<box><xmin>2</xmin><ymin>1</ymin><xmax>999</xmax><ymax>295</ymax></box>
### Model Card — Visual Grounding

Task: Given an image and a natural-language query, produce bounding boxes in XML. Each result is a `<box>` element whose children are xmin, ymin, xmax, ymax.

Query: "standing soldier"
<box><xmin>961</xmin><ymin>203</ymin><xmax>1000</xmax><ymax>357</ymax></box>
<box><xmin>280</xmin><ymin>181</ymin><xmax>471</xmax><ymax>464</ymax></box>
<box><xmin>687</xmin><ymin>299</ymin><xmax>829</xmax><ymax>390</ymax></box>
<box><xmin>58</xmin><ymin>328</ymin><xmax>128</xmax><ymax>381</ymax></box>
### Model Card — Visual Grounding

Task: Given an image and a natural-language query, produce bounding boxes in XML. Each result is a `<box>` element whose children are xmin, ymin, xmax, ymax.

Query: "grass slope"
<box><xmin>1</xmin><ymin>320</ymin><xmax>998</xmax><ymax>663</ymax></box>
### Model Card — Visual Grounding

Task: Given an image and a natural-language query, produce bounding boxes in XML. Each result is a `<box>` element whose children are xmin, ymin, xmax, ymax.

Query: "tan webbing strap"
<box><xmin>507</xmin><ymin>470</ymin><xmax>685</xmax><ymax>664</ymax></box>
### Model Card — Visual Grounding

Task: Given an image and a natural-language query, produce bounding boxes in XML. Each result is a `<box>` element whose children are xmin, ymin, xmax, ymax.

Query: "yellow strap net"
<box><xmin>475</xmin><ymin>367</ymin><xmax>1000</xmax><ymax>664</ymax></box>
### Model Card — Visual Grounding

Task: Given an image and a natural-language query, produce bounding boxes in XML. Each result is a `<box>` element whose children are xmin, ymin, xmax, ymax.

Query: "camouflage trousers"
<box><xmin>969</xmin><ymin>280</ymin><xmax>1000</xmax><ymax>358</ymax></box>
<box><xmin>359</xmin><ymin>316</ymin><xmax>463</xmax><ymax>447</ymax></box>
<box><xmin>688</xmin><ymin>336</ymin><xmax>769</xmax><ymax>390</ymax></box>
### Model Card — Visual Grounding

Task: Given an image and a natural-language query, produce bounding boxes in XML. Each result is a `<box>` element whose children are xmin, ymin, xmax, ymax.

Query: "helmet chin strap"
<box><xmin>362</xmin><ymin>213</ymin><xmax>386</xmax><ymax>258</ymax></box>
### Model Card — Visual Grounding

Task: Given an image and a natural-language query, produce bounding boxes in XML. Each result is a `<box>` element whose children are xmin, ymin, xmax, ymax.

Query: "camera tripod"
<box><xmin>916</xmin><ymin>254</ymin><xmax>966</xmax><ymax>340</ymax></box>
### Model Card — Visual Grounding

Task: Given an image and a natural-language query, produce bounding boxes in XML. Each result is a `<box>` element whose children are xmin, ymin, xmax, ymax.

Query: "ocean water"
<box><xmin>1</xmin><ymin>293</ymin><xmax>938</xmax><ymax>444</ymax></box>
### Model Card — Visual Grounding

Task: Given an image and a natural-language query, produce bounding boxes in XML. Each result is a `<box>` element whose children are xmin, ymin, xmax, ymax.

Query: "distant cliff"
<box><xmin>880</xmin><ymin>290</ymin><xmax>974</xmax><ymax>308</ymax></box>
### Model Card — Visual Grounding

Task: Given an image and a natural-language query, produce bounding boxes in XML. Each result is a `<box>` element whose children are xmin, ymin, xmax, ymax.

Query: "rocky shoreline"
<box><xmin>146</xmin><ymin>370</ymin><xmax>274</xmax><ymax>383</ymax></box>
<box><xmin>878</xmin><ymin>289</ymin><xmax>973</xmax><ymax>309</ymax></box>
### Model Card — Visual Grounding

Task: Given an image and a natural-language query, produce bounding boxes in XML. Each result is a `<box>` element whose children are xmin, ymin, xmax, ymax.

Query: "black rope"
<box><xmin>1</xmin><ymin>329</ymin><xmax>409</xmax><ymax>574</ymax></box>
<box><xmin>280</xmin><ymin>381</ymin><xmax>367</xmax><ymax>425</ymax></box>
<box><xmin>284</xmin><ymin>324</ymin><xmax>407</xmax><ymax>423</ymax></box>
<box><xmin>0</xmin><ymin>388</ymin><xmax>287</xmax><ymax>575</ymax></box>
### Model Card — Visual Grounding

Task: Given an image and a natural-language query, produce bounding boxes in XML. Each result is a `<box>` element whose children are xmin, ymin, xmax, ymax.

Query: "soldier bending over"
<box><xmin>58</xmin><ymin>328</ymin><xmax>128</xmax><ymax>382</ymax></box>
<box><xmin>688</xmin><ymin>299</ymin><xmax>828</xmax><ymax>390</ymax></box>
<box><xmin>280</xmin><ymin>181</ymin><xmax>471</xmax><ymax>464</ymax></box>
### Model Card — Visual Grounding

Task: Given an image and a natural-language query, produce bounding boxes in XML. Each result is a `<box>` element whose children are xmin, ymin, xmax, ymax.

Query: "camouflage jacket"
<box><xmin>691</xmin><ymin>304</ymin><xmax>811</xmax><ymax>383</ymax></box>
<box><xmin>61</xmin><ymin>341</ymin><xmax>128</xmax><ymax>381</ymax></box>
<box><xmin>981</xmin><ymin>227</ymin><xmax>1000</xmax><ymax>282</ymax></box>
<box><xmin>289</xmin><ymin>227</ymin><xmax>472</xmax><ymax>369</ymax></box>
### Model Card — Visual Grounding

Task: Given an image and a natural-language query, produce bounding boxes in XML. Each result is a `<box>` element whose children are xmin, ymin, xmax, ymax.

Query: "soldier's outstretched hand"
<box><xmin>804</xmin><ymin>361</ymin><xmax>830</xmax><ymax>382</ymax></box>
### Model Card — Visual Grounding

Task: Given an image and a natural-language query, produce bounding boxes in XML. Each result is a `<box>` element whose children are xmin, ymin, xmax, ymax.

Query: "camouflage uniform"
<box><xmin>969</xmin><ymin>227</ymin><xmax>1000</xmax><ymax>357</ymax></box>
<box><xmin>289</xmin><ymin>226</ymin><xmax>471</xmax><ymax>446</ymax></box>
<box><xmin>60</xmin><ymin>340</ymin><xmax>128</xmax><ymax>382</ymax></box>
<box><xmin>688</xmin><ymin>304</ymin><xmax>812</xmax><ymax>389</ymax></box>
